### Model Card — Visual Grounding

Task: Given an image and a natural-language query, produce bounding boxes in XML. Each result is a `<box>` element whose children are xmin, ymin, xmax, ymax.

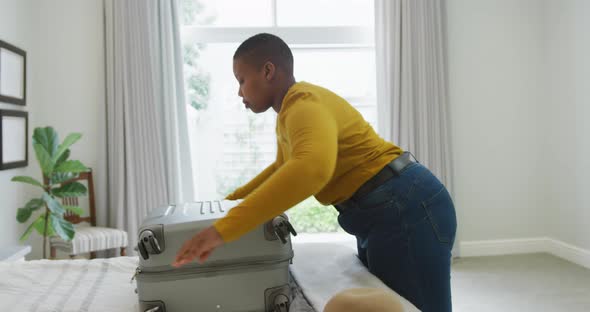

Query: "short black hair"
<box><xmin>234</xmin><ymin>33</ymin><xmax>294</xmax><ymax>75</ymax></box>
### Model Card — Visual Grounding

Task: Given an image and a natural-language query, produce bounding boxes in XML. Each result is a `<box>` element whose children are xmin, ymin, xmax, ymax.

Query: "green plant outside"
<box><xmin>180</xmin><ymin>1</ymin><xmax>340</xmax><ymax>233</ymax></box>
<box><xmin>181</xmin><ymin>0</ymin><xmax>214</xmax><ymax>111</ymax></box>
<box><xmin>286</xmin><ymin>197</ymin><xmax>343</xmax><ymax>233</ymax></box>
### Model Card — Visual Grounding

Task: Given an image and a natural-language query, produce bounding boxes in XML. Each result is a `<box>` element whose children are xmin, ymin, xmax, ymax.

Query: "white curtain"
<box><xmin>104</xmin><ymin>0</ymin><xmax>194</xmax><ymax>252</ymax></box>
<box><xmin>375</xmin><ymin>0</ymin><xmax>453</xmax><ymax>191</ymax></box>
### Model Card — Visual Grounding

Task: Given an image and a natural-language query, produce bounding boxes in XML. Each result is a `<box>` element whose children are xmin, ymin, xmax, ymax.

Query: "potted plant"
<box><xmin>11</xmin><ymin>127</ymin><xmax>89</xmax><ymax>259</ymax></box>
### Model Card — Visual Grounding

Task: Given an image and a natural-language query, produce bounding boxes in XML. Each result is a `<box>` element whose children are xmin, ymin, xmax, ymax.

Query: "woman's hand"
<box><xmin>172</xmin><ymin>226</ymin><xmax>224</xmax><ymax>268</ymax></box>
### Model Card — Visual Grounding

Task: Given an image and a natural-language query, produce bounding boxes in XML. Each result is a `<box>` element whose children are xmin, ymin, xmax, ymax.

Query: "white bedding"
<box><xmin>0</xmin><ymin>243</ymin><xmax>418</xmax><ymax>312</ymax></box>
<box><xmin>291</xmin><ymin>243</ymin><xmax>420</xmax><ymax>312</ymax></box>
<box><xmin>0</xmin><ymin>256</ymin><xmax>139</xmax><ymax>312</ymax></box>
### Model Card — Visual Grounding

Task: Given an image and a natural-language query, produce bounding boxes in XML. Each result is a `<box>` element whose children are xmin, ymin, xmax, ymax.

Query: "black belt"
<box><xmin>337</xmin><ymin>152</ymin><xmax>416</xmax><ymax>211</ymax></box>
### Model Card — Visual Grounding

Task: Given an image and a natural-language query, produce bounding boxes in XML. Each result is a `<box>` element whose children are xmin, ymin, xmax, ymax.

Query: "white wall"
<box><xmin>26</xmin><ymin>0</ymin><xmax>105</xmax><ymax>260</ymax></box>
<box><xmin>0</xmin><ymin>0</ymin><xmax>105</xmax><ymax>259</ymax></box>
<box><xmin>447</xmin><ymin>0</ymin><xmax>590</xmax><ymax>253</ymax></box>
<box><xmin>446</xmin><ymin>0</ymin><xmax>547</xmax><ymax>244</ymax></box>
<box><xmin>0</xmin><ymin>0</ymin><xmax>35</xmax><ymax>249</ymax></box>
<box><xmin>543</xmin><ymin>0</ymin><xmax>590</xmax><ymax>251</ymax></box>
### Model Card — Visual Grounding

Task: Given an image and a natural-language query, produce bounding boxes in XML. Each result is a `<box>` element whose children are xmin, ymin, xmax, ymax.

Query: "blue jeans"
<box><xmin>336</xmin><ymin>162</ymin><xmax>457</xmax><ymax>312</ymax></box>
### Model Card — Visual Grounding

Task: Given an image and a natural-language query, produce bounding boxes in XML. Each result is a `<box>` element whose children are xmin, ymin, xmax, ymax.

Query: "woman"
<box><xmin>173</xmin><ymin>33</ymin><xmax>457</xmax><ymax>312</ymax></box>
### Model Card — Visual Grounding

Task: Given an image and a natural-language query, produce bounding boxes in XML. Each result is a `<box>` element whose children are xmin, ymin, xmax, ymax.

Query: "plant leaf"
<box><xmin>25</xmin><ymin>198</ymin><xmax>45</xmax><ymax>211</ymax></box>
<box><xmin>33</xmin><ymin>214</ymin><xmax>55</xmax><ymax>236</ymax></box>
<box><xmin>16</xmin><ymin>199</ymin><xmax>44</xmax><ymax>223</ymax></box>
<box><xmin>54</xmin><ymin>149</ymin><xmax>70</xmax><ymax>168</ymax></box>
<box><xmin>63</xmin><ymin>205</ymin><xmax>84</xmax><ymax>216</ymax></box>
<box><xmin>33</xmin><ymin>127</ymin><xmax>59</xmax><ymax>158</ymax></box>
<box><xmin>11</xmin><ymin>176</ymin><xmax>44</xmax><ymax>188</ymax></box>
<box><xmin>42</xmin><ymin>192</ymin><xmax>65</xmax><ymax>215</ymax></box>
<box><xmin>20</xmin><ymin>220</ymin><xmax>38</xmax><ymax>242</ymax></box>
<box><xmin>51</xmin><ymin>172</ymin><xmax>77</xmax><ymax>185</ymax></box>
<box><xmin>52</xmin><ymin>133</ymin><xmax>81</xmax><ymax>164</ymax></box>
<box><xmin>33</xmin><ymin>143</ymin><xmax>55</xmax><ymax>177</ymax></box>
<box><xmin>16</xmin><ymin>208</ymin><xmax>32</xmax><ymax>223</ymax></box>
<box><xmin>54</xmin><ymin>160</ymin><xmax>88</xmax><ymax>174</ymax></box>
<box><xmin>51</xmin><ymin>213</ymin><xmax>75</xmax><ymax>241</ymax></box>
<box><xmin>52</xmin><ymin>182</ymin><xmax>87</xmax><ymax>198</ymax></box>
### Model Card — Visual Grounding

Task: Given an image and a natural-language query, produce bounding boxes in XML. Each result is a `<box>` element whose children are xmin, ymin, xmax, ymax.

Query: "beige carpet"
<box><xmin>452</xmin><ymin>253</ymin><xmax>590</xmax><ymax>311</ymax></box>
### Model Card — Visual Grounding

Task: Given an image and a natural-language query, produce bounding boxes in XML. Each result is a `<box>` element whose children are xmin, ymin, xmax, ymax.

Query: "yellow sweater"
<box><xmin>214</xmin><ymin>82</ymin><xmax>403</xmax><ymax>242</ymax></box>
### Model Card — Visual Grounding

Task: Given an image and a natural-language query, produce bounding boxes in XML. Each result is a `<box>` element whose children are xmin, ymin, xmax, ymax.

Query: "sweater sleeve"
<box><xmin>214</xmin><ymin>100</ymin><xmax>338</xmax><ymax>242</ymax></box>
<box><xmin>225</xmin><ymin>139</ymin><xmax>284</xmax><ymax>200</ymax></box>
<box><xmin>225</xmin><ymin>162</ymin><xmax>277</xmax><ymax>200</ymax></box>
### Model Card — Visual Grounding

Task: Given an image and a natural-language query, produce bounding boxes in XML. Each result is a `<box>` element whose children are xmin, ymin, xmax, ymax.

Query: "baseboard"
<box><xmin>459</xmin><ymin>238</ymin><xmax>548</xmax><ymax>257</ymax></box>
<box><xmin>459</xmin><ymin>237</ymin><xmax>590</xmax><ymax>270</ymax></box>
<box><xmin>546</xmin><ymin>238</ymin><xmax>590</xmax><ymax>270</ymax></box>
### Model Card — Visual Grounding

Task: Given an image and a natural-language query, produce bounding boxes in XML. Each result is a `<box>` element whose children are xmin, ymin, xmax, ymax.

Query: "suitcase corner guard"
<box><xmin>264</xmin><ymin>215</ymin><xmax>298</xmax><ymax>244</ymax></box>
<box><xmin>138</xmin><ymin>225</ymin><xmax>165</xmax><ymax>260</ymax></box>
<box><xmin>139</xmin><ymin>300</ymin><xmax>166</xmax><ymax>312</ymax></box>
<box><xmin>265</xmin><ymin>284</ymin><xmax>291</xmax><ymax>312</ymax></box>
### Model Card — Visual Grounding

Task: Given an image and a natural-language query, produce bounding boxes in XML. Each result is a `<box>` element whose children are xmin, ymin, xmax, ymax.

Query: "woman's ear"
<box><xmin>263</xmin><ymin>61</ymin><xmax>276</xmax><ymax>81</ymax></box>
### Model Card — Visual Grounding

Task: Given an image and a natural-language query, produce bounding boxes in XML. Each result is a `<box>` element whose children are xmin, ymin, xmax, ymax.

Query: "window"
<box><xmin>181</xmin><ymin>0</ymin><xmax>376</xmax><ymax>234</ymax></box>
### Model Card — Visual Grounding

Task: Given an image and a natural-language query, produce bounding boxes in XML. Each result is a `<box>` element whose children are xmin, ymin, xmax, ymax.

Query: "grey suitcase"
<box><xmin>134</xmin><ymin>200</ymin><xmax>297</xmax><ymax>312</ymax></box>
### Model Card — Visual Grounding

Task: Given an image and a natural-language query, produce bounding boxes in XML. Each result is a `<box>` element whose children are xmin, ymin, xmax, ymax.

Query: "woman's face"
<box><xmin>233</xmin><ymin>58</ymin><xmax>275</xmax><ymax>114</ymax></box>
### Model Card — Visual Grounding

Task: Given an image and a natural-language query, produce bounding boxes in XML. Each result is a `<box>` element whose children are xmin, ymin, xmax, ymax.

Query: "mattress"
<box><xmin>0</xmin><ymin>243</ymin><xmax>418</xmax><ymax>312</ymax></box>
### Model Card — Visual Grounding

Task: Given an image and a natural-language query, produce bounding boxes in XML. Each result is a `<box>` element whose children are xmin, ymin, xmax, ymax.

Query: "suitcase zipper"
<box><xmin>130</xmin><ymin>267</ymin><xmax>142</xmax><ymax>283</ymax></box>
<box><xmin>135</xmin><ymin>254</ymin><xmax>293</xmax><ymax>282</ymax></box>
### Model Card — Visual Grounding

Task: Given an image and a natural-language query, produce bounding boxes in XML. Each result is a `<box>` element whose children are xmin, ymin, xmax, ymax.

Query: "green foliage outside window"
<box><xmin>181</xmin><ymin>1</ymin><xmax>340</xmax><ymax>233</ymax></box>
<box><xmin>219</xmin><ymin>170</ymin><xmax>342</xmax><ymax>233</ymax></box>
<box><xmin>286</xmin><ymin>197</ymin><xmax>342</xmax><ymax>233</ymax></box>
<box><xmin>181</xmin><ymin>0</ymin><xmax>214</xmax><ymax>111</ymax></box>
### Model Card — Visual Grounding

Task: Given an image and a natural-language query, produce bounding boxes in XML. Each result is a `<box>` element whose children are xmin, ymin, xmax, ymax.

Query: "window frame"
<box><xmin>181</xmin><ymin>26</ymin><xmax>374</xmax><ymax>46</ymax></box>
<box><xmin>180</xmin><ymin>1</ymin><xmax>377</xmax><ymax>235</ymax></box>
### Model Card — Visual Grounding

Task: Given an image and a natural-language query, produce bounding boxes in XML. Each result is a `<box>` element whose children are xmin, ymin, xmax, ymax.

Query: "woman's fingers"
<box><xmin>171</xmin><ymin>226</ymin><xmax>224</xmax><ymax>267</ymax></box>
<box><xmin>199</xmin><ymin>249</ymin><xmax>212</xmax><ymax>263</ymax></box>
<box><xmin>173</xmin><ymin>239</ymin><xmax>198</xmax><ymax>266</ymax></box>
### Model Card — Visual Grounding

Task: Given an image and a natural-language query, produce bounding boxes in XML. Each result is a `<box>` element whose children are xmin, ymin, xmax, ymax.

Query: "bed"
<box><xmin>0</xmin><ymin>243</ymin><xmax>419</xmax><ymax>312</ymax></box>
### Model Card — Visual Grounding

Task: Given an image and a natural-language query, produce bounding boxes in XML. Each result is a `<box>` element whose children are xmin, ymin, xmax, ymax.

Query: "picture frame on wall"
<box><xmin>0</xmin><ymin>40</ymin><xmax>27</xmax><ymax>106</ymax></box>
<box><xmin>0</xmin><ymin>109</ymin><xmax>28</xmax><ymax>170</ymax></box>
